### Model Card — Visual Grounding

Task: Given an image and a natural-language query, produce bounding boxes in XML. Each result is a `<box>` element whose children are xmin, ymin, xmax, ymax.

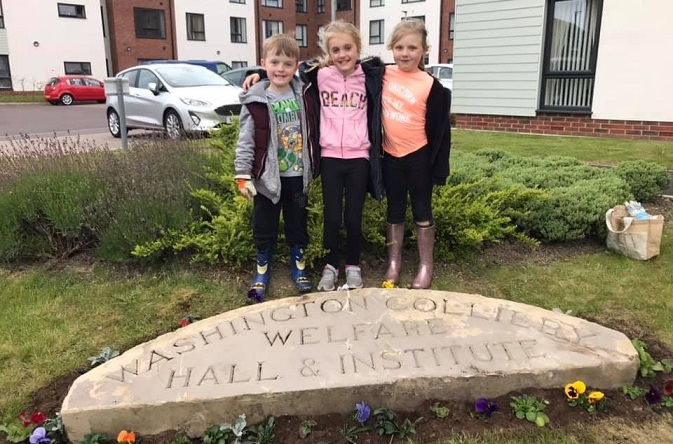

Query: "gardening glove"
<box><xmin>236</xmin><ymin>175</ymin><xmax>257</xmax><ymax>199</ymax></box>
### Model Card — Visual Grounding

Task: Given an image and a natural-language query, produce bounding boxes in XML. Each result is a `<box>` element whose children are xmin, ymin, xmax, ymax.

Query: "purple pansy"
<box><xmin>646</xmin><ymin>384</ymin><xmax>662</xmax><ymax>405</ymax></box>
<box><xmin>246</xmin><ymin>289</ymin><xmax>264</xmax><ymax>304</ymax></box>
<box><xmin>474</xmin><ymin>398</ymin><xmax>499</xmax><ymax>418</ymax></box>
<box><xmin>355</xmin><ymin>402</ymin><xmax>371</xmax><ymax>424</ymax></box>
<box><xmin>29</xmin><ymin>427</ymin><xmax>51</xmax><ymax>444</ymax></box>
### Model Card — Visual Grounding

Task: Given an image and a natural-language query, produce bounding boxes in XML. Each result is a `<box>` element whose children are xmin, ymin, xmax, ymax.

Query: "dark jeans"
<box><xmin>383</xmin><ymin>146</ymin><xmax>433</xmax><ymax>225</ymax></box>
<box><xmin>321</xmin><ymin>157</ymin><xmax>370</xmax><ymax>267</ymax></box>
<box><xmin>253</xmin><ymin>176</ymin><xmax>308</xmax><ymax>252</ymax></box>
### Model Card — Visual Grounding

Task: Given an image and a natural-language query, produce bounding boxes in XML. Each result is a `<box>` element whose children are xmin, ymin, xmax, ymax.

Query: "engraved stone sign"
<box><xmin>61</xmin><ymin>289</ymin><xmax>638</xmax><ymax>440</ymax></box>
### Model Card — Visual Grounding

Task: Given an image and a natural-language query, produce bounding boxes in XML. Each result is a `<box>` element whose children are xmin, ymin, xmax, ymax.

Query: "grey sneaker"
<box><xmin>345</xmin><ymin>265</ymin><xmax>363</xmax><ymax>289</ymax></box>
<box><xmin>317</xmin><ymin>264</ymin><xmax>339</xmax><ymax>291</ymax></box>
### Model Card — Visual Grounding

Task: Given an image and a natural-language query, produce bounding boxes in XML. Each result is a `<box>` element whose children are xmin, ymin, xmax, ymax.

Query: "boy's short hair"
<box><xmin>262</xmin><ymin>34</ymin><xmax>300</xmax><ymax>61</ymax></box>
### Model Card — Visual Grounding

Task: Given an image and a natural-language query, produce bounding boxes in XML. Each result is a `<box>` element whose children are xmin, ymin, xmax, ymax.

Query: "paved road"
<box><xmin>0</xmin><ymin>102</ymin><xmax>109</xmax><ymax>140</ymax></box>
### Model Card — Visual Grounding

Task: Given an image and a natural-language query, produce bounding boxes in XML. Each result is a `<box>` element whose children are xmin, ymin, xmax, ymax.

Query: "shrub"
<box><xmin>614</xmin><ymin>160</ymin><xmax>670</xmax><ymax>202</ymax></box>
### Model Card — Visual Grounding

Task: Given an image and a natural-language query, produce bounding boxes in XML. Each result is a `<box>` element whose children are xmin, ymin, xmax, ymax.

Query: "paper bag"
<box><xmin>605</xmin><ymin>208</ymin><xmax>665</xmax><ymax>260</ymax></box>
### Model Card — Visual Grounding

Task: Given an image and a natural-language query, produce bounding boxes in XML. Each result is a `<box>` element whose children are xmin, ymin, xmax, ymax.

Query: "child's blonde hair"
<box><xmin>386</xmin><ymin>19</ymin><xmax>429</xmax><ymax>70</ymax></box>
<box><xmin>262</xmin><ymin>34</ymin><xmax>300</xmax><ymax>61</ymax></box>
<box><xmin>318</xmin><ymin>20</ymin><xmax>362</xmax><ymax>68</ymax></box>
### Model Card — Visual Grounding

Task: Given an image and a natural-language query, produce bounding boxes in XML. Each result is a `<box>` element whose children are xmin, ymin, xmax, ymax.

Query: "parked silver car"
<box><xmin>106</xmin><ymin>63</ymin><xmax>242</xmax><ymax>139</ymax></box>
<box><xmin>426</xmin><ymin>63</ymin><xmax>453</xmax><ymax>91</ymax></box>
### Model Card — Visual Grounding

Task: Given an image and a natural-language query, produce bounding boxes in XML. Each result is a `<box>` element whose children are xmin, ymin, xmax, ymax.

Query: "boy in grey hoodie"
<box><xmin>234</xmin><ymin>34</ymin><xmax>313</xmax><ymax>299</ymax></box>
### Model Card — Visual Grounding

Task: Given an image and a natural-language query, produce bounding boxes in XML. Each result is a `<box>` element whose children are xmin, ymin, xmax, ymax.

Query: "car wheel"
<box><xmin>60</xmin><ymin>94</ymin><xmax>74</xmax><ymax>106</ymax></box>
<box><xmin>164</xmin><ymin>110</ymin><xmax>183</xmax><ymax>139</ymax></box>
<box><xmin>107</xmin><ymin>109</ymin><xmax>122</xmax><ymax>138</ymax></box>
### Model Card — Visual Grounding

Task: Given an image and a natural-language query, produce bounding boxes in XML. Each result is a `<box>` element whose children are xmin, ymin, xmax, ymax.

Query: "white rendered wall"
<box><xmin>3</xmin><ymin>0</ymin><xmax>107</xmax><ymax>90</ymax></box>
<box><xmin>592</xmin><ymin>1</ymin><xmax>673</xmax><ymax>122</ymax></box>
<box><xmin>174</xmin><ymin>0</ymin><xmax>256</xmax><ymax>67</ymax></box>
<box><xmin>360</xmin><ymin>0</ymin><xmax>442</xmax><ymax>65</ymax></box>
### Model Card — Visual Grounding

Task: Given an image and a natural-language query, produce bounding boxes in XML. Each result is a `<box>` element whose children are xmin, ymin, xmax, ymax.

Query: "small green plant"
<box><xmin>88</xmin><ymin>347</ymin><xmax>120</xmax><ymax>368</ymax></box>
<box><xmin>0</xmin><ymin>423</ymin><xmax>32</xmax><ymax>443</ymax></box>
<box><xmin>621</xmin><ymin>385</ymin><xmax>647</xmax><ymax>400</ymax></box>
<box><xmin>510</xmin><ymin>394</ymin><xmax>550</xmax><ymax>427</ymax></box>
<box><xmin>43</xmin><ymin>412</ymin><xmax>67</xmax><ymax>443</ymax></box>
<box><xmin>298</xmin><ymin>420</ymin><xmax>317</xmax><ymax>439</ymax></box>
<box><xmin>220</xmin><ymin>414</ymin><xmax>248</xmax><ymax>444</ymax></box>
<box><xmin>201</xmin><ymin>424</ymin><xmax>230</xmax><ymax>444</ymax></box>
<box><xmin>372</xmin><ymin>407</ymin><xmax>422</xmax><ymax>439</ymax></box>
<box><xmin>632</xmin><ymin>338</ymin><xmax>673</xmax><ymax>378</ymax></box>
<box><xmin>430</xmin><ymin>402</ymin><xmax>450</xmax><ymax>419</ymax></box>
<box><xmin>337</xmin><ymin>423</ymin><xmax>369</xmax><ymax>444</ymax></box>
<box><xmin>171</xmin><ymin>431</ymin><xmax>191</xmax><ymax>444</ymax></box>
<box><xmin>247</xmin><ymin>416</ymin><xmax>275</xmax><ymax>444</ymax></box>
<box><xmin>78</xmin><ymin>433</ymin><xmax>112</xmax><ymax>444</ymax></box>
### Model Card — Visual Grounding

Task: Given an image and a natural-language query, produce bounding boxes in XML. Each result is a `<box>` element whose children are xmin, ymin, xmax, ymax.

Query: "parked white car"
<box><xmin>426</xmin><ymin>63</ymin><xmax>453</xmax><ymax>91</ymax></box>
<box><xmin>106</xmin><ymin>63</ymin><xmax>242</xmax><ymax>139</ymax></box>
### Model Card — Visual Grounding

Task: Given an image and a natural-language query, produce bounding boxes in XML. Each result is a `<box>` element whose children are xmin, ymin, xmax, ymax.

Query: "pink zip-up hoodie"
<box><xmin>317</xmin><ymin>65</ymin><xmax>370</xmax><ymax>160</ymax></box>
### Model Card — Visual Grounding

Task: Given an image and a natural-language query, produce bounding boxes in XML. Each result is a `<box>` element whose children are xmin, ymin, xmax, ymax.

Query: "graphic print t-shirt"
<box><xmin>266</xmin><ymin>89</ymin><xmax>303</xmax><ymax>177</ymax></box>
<box><xmin>382</xmin><ymin>66</ymin><xmax>433</xmax><ymax>158</ymax></box>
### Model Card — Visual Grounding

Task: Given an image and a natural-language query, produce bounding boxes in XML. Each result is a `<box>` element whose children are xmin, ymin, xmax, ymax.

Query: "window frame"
<box><xmin>401</xmin><ymin>0</ymin><xmax>425</xmax><ymax>3</ymax></box>
<box><xmin>369</xmin><ymin>20</ymin><xmax>384</xmax><ymax>45</ymax></box>
<box><xmin>262</xmin><ymin>20</ymin><xmax>283</xmax><ymax>39</ymax></box>
<box><xmin>261</xmin><ymin>0</ymin><xmax>282</xmax><ymax>8</ymax></box>
<box><xmin>317</xmin><ymin>0</ymin><xmax>325</xmax><ymax>13</ymax></box>
<box><xmin>134</xmin><ymin>7</ymin><xmax>166</xmax><ymax>40</ymax></box>
<box><xmin>296</xmin><ymin>0</ymin><xmax>307</xmax><ymax>13</ymax></box>
<box><xmin>295</xmin><ymin>24</ymin><xmax>308</xmax><ymax>47</ymax></box>
<box><xmin>0</xmin><ymin>0</ymin><xmax>4</xmax><ymax>28</ymax></box>
<box><xmin>230</xmin><ymin>0</ymin><xmax>245</xmax><ymax>3</ymax></box>
<box><xmin>0</xmin><ymin>55</ymin><xmax>11</xmax><ymax>90</ymax></box>
<box><xmin>336</xmin><ymin>0</ymin><xmax>351</xmax><ymax>11</ymax></box>
<box><xmin>64</xmin><ymin>61</ymin><xmax>92</xmax><ymax>75</ymax></box>
<box><xmin>539</xmin><ymin>0</ymin><xmax>604</xmax><ymax>113</ymax></box>
<box><xmin>370</xmin><ymin>0</ymin><xmax>384</xmax><ymax>7</ymax></box>
<box><xmin>186</xmin><ymin>12</ymin><xmax>206</xmax><ymax>41</ymax></box>
<box><xmin>57</xmin><ymin>3</ymin><xmax>86</xmax><ymax>19</ymax></box>
<box><xmin>230</xmin><ymin>17</ymin><xmax>247</xmax><ymax>43</ymax></box>
<box><xmin>449</xmin><ymin>13</ymin><xmax>455</xmax><ymax>40</ymax></box>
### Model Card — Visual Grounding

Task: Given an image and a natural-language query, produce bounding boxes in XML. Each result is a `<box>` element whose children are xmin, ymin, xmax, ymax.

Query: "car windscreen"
<box><xmin>155</xmin><ymin>66</ymin><xmax>232</xmax><ymax>88</ymax></box>
<box><xmin>47</xmin><ymin>77</ymin><xmax>60</xmax><ymax>86</ymax></box>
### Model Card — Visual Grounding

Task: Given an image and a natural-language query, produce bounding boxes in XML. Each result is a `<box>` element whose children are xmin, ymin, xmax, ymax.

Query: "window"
<box><xmin>232</xmin><ymin>61</ymin><xmax>248</xmax><ymax>68</ymax></box>
<box><xmin>261</xmin><ymin>0</ymin><xmax>282</xmax><ymax>7</ymax></box>
<box><xmin>137</xmin><ymin>69</ymin><xmax>160</xmax><ymax>89</ymax></box>
<box><xmin>64</xmin><ymin>61</ymin><xmax>91</xmax><ymax>75</ymax></box>
<box><xmin>541</xmin><ymin>0</ymin><xmax>603</xmax><ymax>111</ymax></box>
<box><xmin>230</xmin><ymin>0</ymin><xmax>245</xmax><ymax>3</ymax></box>
<box><xmin>337</xmin><ymin>0</ymin><xmax>351</xmax><ymax>10</ymax></box>
<box><xmin>402</xmin><ymin>0</ymin><xmax>425</xmax><ymax>3</ymax></box>
<box><xmin>58</xmin><ymin>3</ymin><xmax>86</xmax><ymax>18</ymax></box>
<box><xmin>369</xmin><ymin>20</ymin><xmax>384</xmax><ymax>44</ymax></box>
<box><xmin>296</xmin><ymin>25</ymin><xmax>308</xmax><ymax>47</ymax></box>
<box><xmin>318</xmin><ymin>0</ymin><xmax>325</xmax><ymax>13</ymax></box>
<box><xmin>370</xmin><ymin>0</ymin><xmax>384</xmax><ymax>6</ymax></box>
<box><xmin>134</xmin><ymin>8</ymin><xmax>166</xmax><ymax>39</ymax></box>
<box><xmin>230</xmin><ymin>17</ymin><xmax>247</xmax><ymax>43</ymax></box>
<box><xmin>296</xmin><ymin>0</ymin><xmax>307</xmax><ymax>12</ymax></box>
<box><xmin>449</xmin><ymin>13</ymin><xmax>455</xmax><ymax>39</ymax></box>
<box><xmin>263</xmin><ymin>20</ymin><xmax>283</xmax><ymax>38</ymax></box>
<box><xmin>186</xmin><ymin>13</ymin><xmax>205</xmax><ymax>41</ymax></box>
<box><xmin>0</xmin><ymin>0</ymin><xmax>4</xmax><ymax>28</ymax></box>
<box><xmin>0</xmin><ymin>55</ymin><xmax>11</xmax><ymax>89</ymax></box>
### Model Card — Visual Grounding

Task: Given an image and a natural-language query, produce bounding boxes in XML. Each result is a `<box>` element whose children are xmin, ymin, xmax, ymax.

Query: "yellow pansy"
<box><xmin>564</xmin><ymin>381</ymin><xmax>587</xmax><ymax>399</ymax></box>
<box><xmin>588</xmin><ymin>391</ymin><xmax>604</xmax><ymax>404</ymax></box>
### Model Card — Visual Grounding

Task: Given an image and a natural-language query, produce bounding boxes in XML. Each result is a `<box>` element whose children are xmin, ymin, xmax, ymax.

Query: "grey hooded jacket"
<box><xmin>234</xmin><ymin>78</ymin><xmax>313</xmax><ymax>204</ymax></box>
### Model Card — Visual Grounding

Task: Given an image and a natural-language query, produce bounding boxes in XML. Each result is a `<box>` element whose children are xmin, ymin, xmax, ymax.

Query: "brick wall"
<box><xmin>454</xmin><ymin>113</ymin><xmax>673</xmax><ymax>141</ymax></box>
<box><xmin>106</xmin><ymin>0</ymin><xmax>177</xmax><ymax>74</ymax></box>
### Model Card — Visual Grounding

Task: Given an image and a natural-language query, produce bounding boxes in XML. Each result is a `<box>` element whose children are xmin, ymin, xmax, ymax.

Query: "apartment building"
<box><xmin>0</xmin><ymin>0</ymin><xmax>108</xmax><ymax>91</ymax></box>
<box><xmin>0</xmin><ymin>0</ymin><xmax>456</xmax><ymax>92</ymax></box>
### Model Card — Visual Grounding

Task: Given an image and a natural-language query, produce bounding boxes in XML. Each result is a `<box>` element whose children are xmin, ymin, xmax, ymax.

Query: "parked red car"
<box><xmin>44</xmin><ymin>75</ymin><xmax>106</xmax><ymax>106</ymax></box>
